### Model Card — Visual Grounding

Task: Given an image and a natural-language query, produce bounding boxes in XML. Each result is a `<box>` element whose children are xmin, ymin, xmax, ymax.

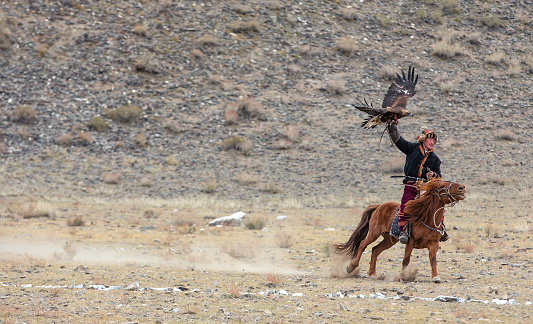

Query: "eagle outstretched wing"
<box><xmin>352</xmin><ymin>66</ymin><xmax>418</xmax><ymax>130</ymax></box>
<box><xmin>381</xmin><ymin>65</ymin><xmax>418</xmax><ymax>111</ymax></box>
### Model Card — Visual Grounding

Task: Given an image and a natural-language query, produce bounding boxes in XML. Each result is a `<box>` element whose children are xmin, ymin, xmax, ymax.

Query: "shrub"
<box><xmin>381</xmin><ymin>157</ymin><xmax>404</xmax><ymax>174</ymax></box>
<box><xmin>201</xmin><ymin>180</ymin><xmax>217</xmax><ymax>194</ymax></box>
<box><xmin>236</xmin><ymin>173</ymin><xmax>260</xmax><ymax>185</ymax></box>
<box><xmin>105</xmin><ymin>105</ymin><xmax>142</xmax><ymax>124</ymax></box>
<box><xmin>0</xmin><ymin>27</ymin><xmax>11</xmax><ymax>50</ymax></box>
<box><xmin>260</xmin><ymin>182</ymin><xmax>281</xmax><ymax>194</ymax></box>
<box><xmin>275</xmin><ymin>232</ymin><xmax>294</xmax><ymax>248</ymax></box>
<box><xmin>494</xmin><ymin>129</ymin><xmax>517</xmax><ymax>141</ymax></box>
<box><xmin>325</xmin><ymin>79</ymin><xmax>347</xmax><ymax>95</ymax></box>
<box><xmin>11</xmin><ymin>105</ymin><xmax>36</xmax><ymax>124</ymax></box>
<box><xmin>229</xmin><ymin>21</ymin><xmax>260</xmax><ymax>33</ymax></box>
<box><xmin>224</xmin><ymin>244</ymin><xmax>256</xmax><ymax>259</ymax></box>
<box><xmin>379</xmin><ymin>65</ymin><xmax>398</xmax><ymax>81</ymax></box>
<box><xmin>134</xmin><ymin>132</ymin><xmax>148</xmax><ymax>147</ymax></box>
<box><xmin>102</xmin><ymin>172</ymin><xmax>122</xmax><ymax>184</ymax></box>
<box><xmin>336</xmin><ymin>37</ymin><xmax>357</xmax><ymax>56</ymax></box>
<box><xmin>485</xmin><ymin>51</ymin><xmax>506</xmax><ymax>66</ymax></box>
<box><xmin>67</xmin><ymin>215</ymin><xmax>85</xmax><ymax>227</ymax></box>
<box><xmin>432</xmin><ymin>39</ymin><xmax>464</xmax><ymax>59</ymax></box>
<box><xmin>222</xmin><ymin>135</ymin><xmax>244</xmax><ymax>151</ymax></box>
<box><xmin>76</xmin><ymin>131</ymin><xmax>94</xmax><ymax>146</ymax></box>
<box><xmin>244</xmin><ymin>217</ymin><xmax>266</xmax><ymax>230</ymax></box>
<box><xmin>374</xmin><ymin>13</ymin><xmax>392</xmax><ymax>27</ymax></box>
<box><xmin>87</xmin><ymin>116</ymin><xmax>109</xmax><ymax>131</ymax></box>
<box><xmin>198</xmin><ymin>35</ymin><xmax>218</xmax><ymax>46</ymax></box>
<box><xmin>265</xmin><ymin>271</ymin><xmax>281</xmax><ymax>286</ymax></box>
<box><xmin>480</xmin><ymin>14</ymin><xmax>502</xmax><ymax>29</ymax></box>
<box><xmin>338</xmin><ymin>8</ymin><xmax>357</xmax><ymax>21</ymax></box>
<box><xmin>58</xmin><ymin>133</ymin><xmax>73</xmax><ymax>146</ymax></box>
<box><xmin>7</xmin><ymin>199</ymin><xmax>55</xmax><ymax>219</ymax></box>
<box><xmin>441</xmin><ymin>0</ymin><xmax>461</xmax><ymax>15</ymax></box>
<box><xmin>224</xmin><ymin>108</ymin><xmax>239</xmax><ymax>125</ymax></box>
<box><xmin>507</xmin><ymin>58</ymin><xmax>522</xmax><ymax>77</ymax></box>
<box><xmin>236</xmin><ymin>97</ymin><xmax>265</xmax><ymax>120</ymax></box>
<box><xmin>133</xmin><ymin>24</ymin><xmax>148</xmax><ymax>36</ymax></box>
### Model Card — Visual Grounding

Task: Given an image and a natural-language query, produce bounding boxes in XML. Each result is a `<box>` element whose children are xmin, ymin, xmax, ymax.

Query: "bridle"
<box><xmin>424</xmin><ymin>180</ymin><xmax>464</xmax><ymax>234</ymax></box>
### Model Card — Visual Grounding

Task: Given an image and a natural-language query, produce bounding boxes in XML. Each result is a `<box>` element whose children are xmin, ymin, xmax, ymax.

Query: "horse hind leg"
<box><xmin>346</xmin><ymin>230</ymin><xmax>382</xmax><ymax>273</ymax></box>
<box><xmin>368</xmin><ymin>235</ymin><xmax>396</xmax><ymax>277</ymax></box>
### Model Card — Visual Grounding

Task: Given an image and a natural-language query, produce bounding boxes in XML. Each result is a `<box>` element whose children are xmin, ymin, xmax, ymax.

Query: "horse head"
<box><xmin>418</xmin><ymin>178</ymin><xmax>466</xmax><ymax>205</ymax></box>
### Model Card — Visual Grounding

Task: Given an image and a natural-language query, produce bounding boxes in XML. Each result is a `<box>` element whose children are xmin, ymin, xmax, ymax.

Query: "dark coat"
<box><xmin>395</xmin><ymin>136</ymin><xmax>442</xmax><ymax>184</ymax></box>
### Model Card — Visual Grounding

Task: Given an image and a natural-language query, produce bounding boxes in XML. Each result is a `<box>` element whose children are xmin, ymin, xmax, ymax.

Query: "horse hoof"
<box><xmin>346</xmin><ymin>265</ymin><xmax>354</xmax><ymax>273</ymax></box>
<box><xmin>432</xmin><ymin>277</ymin><xmax>441</xmax><ymax>283</ymax></box>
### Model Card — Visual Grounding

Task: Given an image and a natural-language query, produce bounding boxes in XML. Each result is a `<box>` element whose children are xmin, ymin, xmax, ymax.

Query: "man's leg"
<box><xmin>398</xmin><ymin>184</ymin><xmax>418</xmax><ymax>244</ymax></box>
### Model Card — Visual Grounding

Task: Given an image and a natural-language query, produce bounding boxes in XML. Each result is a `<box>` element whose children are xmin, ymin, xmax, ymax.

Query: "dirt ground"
<box><xmin>1</xmin><ymin>188</ymin><xmax>531</xmax><ymax>323</ymax></box>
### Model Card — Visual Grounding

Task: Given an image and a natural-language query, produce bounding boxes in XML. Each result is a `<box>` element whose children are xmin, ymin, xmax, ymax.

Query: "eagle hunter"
<box><xmin>352</xmin><ymin>66</ymin><xmax>418</xmax><ymax>140</ymax></box>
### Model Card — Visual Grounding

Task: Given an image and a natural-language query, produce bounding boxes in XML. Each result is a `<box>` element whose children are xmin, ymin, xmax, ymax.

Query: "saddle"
<box><xmin>388</xmin><ymin>210</ymin><xmax>410</xmax><ymax>239</ymax></box>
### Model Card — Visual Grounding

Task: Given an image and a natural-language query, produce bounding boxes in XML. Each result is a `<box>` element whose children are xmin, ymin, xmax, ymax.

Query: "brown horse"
<box><xmin>335</xmin><ymin>178</ymin><xmax>466</xmax><ymax>283</ymax></box>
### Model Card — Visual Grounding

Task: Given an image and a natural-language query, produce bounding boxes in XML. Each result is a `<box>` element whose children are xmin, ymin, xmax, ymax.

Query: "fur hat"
<box><xmin>417</xmin><ymin>126</ymin><xmax>438</xmax><ymax>144</ymax></box>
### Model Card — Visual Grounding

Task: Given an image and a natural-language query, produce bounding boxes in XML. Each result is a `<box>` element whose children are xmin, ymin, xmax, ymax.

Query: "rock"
<box><xmin>208</xmin><ymin>211</ymin><xmax>245</xmax><ymax>227</ymax></box>
<box><xmin>125</xmin><ymin>282</ymin><xmax>140</xmax><ymax>291</ymax></box>
<box><xmin>434</xmin><ymin>296</ymin><xmax>464</xmax><ymax>303</ymax></box>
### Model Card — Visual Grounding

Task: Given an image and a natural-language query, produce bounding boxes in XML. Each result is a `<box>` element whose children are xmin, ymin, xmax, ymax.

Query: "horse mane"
<box><xmin>403</xmin><ymin>178</ymin><xmax>444</xmax><ymax>226</ymax></box>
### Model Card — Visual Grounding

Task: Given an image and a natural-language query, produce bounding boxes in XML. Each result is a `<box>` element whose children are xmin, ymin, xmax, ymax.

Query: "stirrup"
<box><xmin>399</xmin><ymin>231</ymin><xmax>409</xmax><ymax>244</ymax></box>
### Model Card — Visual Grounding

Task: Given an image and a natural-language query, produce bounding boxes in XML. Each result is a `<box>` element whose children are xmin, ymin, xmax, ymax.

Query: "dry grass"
<box><xmin>11</xmin><ymin>105</ymin><xmax>36</xmax><ymax>124</ymax></box>
<box><xmin>480</xmin><ymin>14</ymin><xmax>503</xmax><ymax>29</ymax></box>
<box><xmin>259</xmin><ymin>182</ymin><xmax>282</xmax><ymax>194</ymax></box>
<box><xmin>201</xmin><ymin>180</ymin><xmax>217</xmax><ymax>194</ymax></box>
<box><xmin>274</xmin><ymin>232</ymin><xmax>293</xmax><ymax>248</ymax></box>
<box><xmin>105</xmin><ymin>105</ymin><xmax>142</xmax><ymax>124</ymax></box>
<box><xmin>381</xmin><ymin>156</ymin><xmax>404</xmax><ymax>174</ymax></box>
<box><xmin>66</xmin><ymin>215</ymin><xmax>85</xmax><ymax>227</ymax></box>
<box><xmin>87</xmin><ymin>116</ymin><xmax>110</xmax><ymax>131</ymax></box>
<box><xmin>324</xmin><ymin>79</ymin><xmax>347</xmax><ymax>95</ymax></box>
<box><xmin>134</xmin><ymin>132</ymin><xmax>148</xmax><ymax>147</ymax></box>
<box><xmin>101</xmin><ymin>172</ymin><xmax>122</xmax><ymax>184</ymax></box>
<box><xmin>229</xmin><ymin>21</ymin><xmax>260</xmax><ymax>33</ymax></box>
<box><xmin>236</xmin><ymin>173</ymin><xmax>260</xmax><ymax>186</ymax></box>
<box><xmin>494</xmin><ymin>129</ymin><xmax>517</xmax><ymax>141</ymax></box>
<box><xmin>265</xmin><ymin>271</ymin><xmax>281</xmax><ymax>286</ymax></box>
<box><xmin>227</xmin><ymin>282</ymin><xmax>241</xmax><ymax>298</ymax></box>
<box><xmin>133</xmin><ymin>24</ymin><xmax>148</xmax><ymax>36</ymax></box>
<box><xmin>24</xmin><ymin>253</ymin><xmax>47</xmax><ymax>268</ymax></box>
<box><xmin>6</xmin><ymin>198</ymin><xmax>56</xmax><ymax>219</ymax></box>
<box><xmin>337</xmin><ymin>8</ymin><xmax>357</xmax><ymax>21</ymax></box>
<box><xmin>379</xmin><ymin>65</ymin><xmax>399</xmax><ymax>81</ymax></box>
<box><xmin>198</xmin><ymin>35</ymin><xmax>218</xmax><ymax>46</ymax></box>
<box><xmin>335</xmin><ymin>37</ymin><xmax>357</xmax><ymax>56</ymax></box>
<box><xmin>223</xmin><ymin>244</ymin><xmax>256</xmax><ymax>259</ymax></box>
<box><xmin>486</xmin><ymin>51</ymin><xmax>507</xmax><ymax>66</ymax></box>
<box><xmin>374</xmin><ymin>13</ymin><xmax>392</xmax><ymax>27</ymax></box>
<box><xmin>243</xmin><ymin>216</ymin><xmax>266</xmax><ymax>230</ymax></box>
<box><xmin>222</xmin><ymin>135</ymin><xmax>252</xmax><ymax>155</ymax></box>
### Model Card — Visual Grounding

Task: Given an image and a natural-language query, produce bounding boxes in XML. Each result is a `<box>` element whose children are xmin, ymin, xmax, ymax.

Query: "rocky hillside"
<box><xmin>0</xmin><ymin>0</ymin><xmax>532</xmax><ymax>205</ymax></box>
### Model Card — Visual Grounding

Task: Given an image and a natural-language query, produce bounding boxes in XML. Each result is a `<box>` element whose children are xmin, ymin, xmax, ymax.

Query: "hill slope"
<box><xmin>1</xmin><ymin>0</ymin><xmax>532</xmax><ymax>205</ymax></box>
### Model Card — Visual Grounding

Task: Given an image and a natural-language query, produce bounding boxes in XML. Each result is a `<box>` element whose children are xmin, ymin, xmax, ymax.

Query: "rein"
<box><xmin>424</xmin><ymin>181</ymin><xmax>460</xmax><ymax>233</ymax></box>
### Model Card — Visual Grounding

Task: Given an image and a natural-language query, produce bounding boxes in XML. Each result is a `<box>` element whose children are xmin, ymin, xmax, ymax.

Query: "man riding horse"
<box><xmin>388</xmin><ymin>123</ymin><xmax>448</xmax><ymax>244</ymax></box>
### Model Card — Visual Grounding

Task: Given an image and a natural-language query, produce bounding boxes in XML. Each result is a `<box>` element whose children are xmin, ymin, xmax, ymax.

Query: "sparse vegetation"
<box><xmin>480</xmin><ymin>14</ymin><xmax>503</xmax><ymax>29</ymax></box>
<box><xmin>105</xmin><ymin>105</ymin><xmax>142</xmax><ymax>124</ymax></box>
<box><xmin>336</xmin><ymin>37</ymin><xmax>357</xmax><ymax>56</ymax></box>
<box><xmin>87</xmin><ymin>116</ymin><xmax>110</xmax><ymax>131</ymax></box>
<box><xmin>229</xmin><ymin>21</ymin><xmax>260</xmax><ymax>33</ymax></box>
<box><xmin>66</xmin><ymin>215</ymin><xmax>85</xmax><ymax>226</ymax></box>
<box><xmin>11</xmin><ymin>105</ymin><xmax>36</xmax><ymax>124</ymax></box>
<box><xmin>243</xmin><ymin>216</ymin><xmax>266</xmax><ymax>230</ymax></box>
<box><xmin>101</xmin><ymin>172</ymin><xmax>122</xmax><ymax>184</ymax></box>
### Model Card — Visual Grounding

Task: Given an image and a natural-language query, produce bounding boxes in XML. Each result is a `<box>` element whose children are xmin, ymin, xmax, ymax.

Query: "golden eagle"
<box><xmin>352</xmin><ymin>66</ymin><xmax>418</xmax><ymax>131</ymax></box>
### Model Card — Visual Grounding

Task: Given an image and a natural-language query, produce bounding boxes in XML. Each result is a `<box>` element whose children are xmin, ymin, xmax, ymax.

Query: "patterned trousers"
<box><xmin>398</xmin><ymin>183</ymin><xmax>418</xmax><ymax>232</ymax></box>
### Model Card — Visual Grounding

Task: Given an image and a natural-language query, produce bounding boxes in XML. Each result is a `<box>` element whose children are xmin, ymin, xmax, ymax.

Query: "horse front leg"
<box><xmin>428</xmin><ymin>241</ymin><xmax>441</xmax><ymax>283</ymax></box>
<box><xmin>401</xmin><ymin>240</ymin><xmax>414</xmax><ymax>270</ymax></box>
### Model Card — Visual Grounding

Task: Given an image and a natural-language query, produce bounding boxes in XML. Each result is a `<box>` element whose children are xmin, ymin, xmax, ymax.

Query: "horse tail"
<box><xmin>334</xmin><ymin>205</ymin><xmax>379</xmax><ymax>258</ymax></box>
